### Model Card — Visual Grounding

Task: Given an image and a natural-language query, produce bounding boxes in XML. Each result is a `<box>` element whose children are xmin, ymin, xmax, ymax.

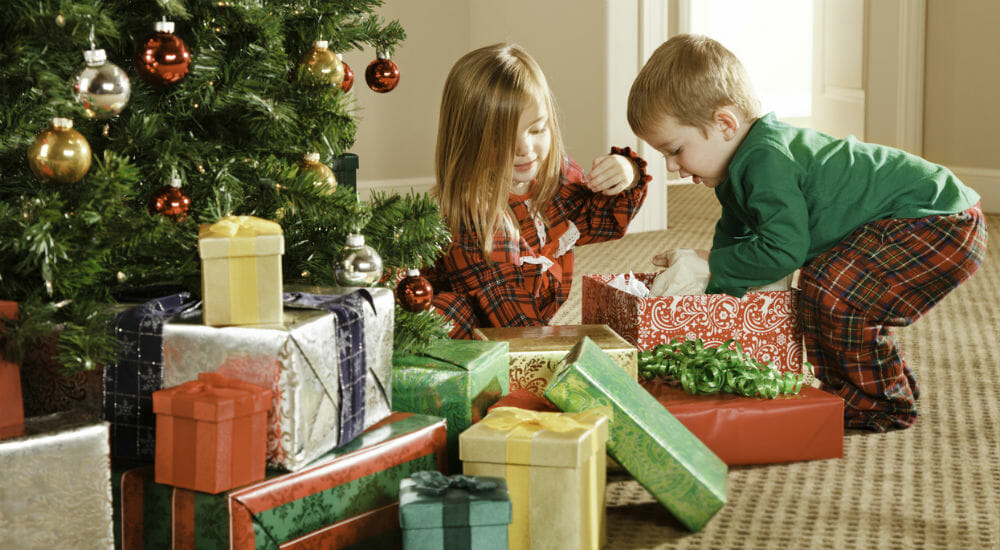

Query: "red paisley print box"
<box><xmin>582</xmin><ymin>273</ymin><xmax>803</xmax><ymax>372</ymax></box>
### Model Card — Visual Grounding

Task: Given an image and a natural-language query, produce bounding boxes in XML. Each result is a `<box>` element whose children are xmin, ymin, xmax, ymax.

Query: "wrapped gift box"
<box><xmin>118</xmin><ymin>412</ymin><xmax>447</xmax><ymax>550</ymax></box>
<box><xmin>154</xmin><ymin>372</ymin><xmax>272</xmax><ymax>493</ymax></box>
<box><xmin>472</xmin><ymin>324</ymin><xmax>637</xmax><ymax>396</ymax></box>
<box><xmin>399</xmin><ymin>471</ymin><xmax>512</xmax><ymax>550</ymax></box>
<box><xmin>160</xmin><ymin>288</ymin><xmax>394</xmax><ymax>470</ymax></box>
<box><xmin>459</xmin><ymin>407</ymin><xmax>608</xmax><ymax>550</ymax></box>
<box><xmin>393</xmin><ymin>339</ymin><xmax>509</xmax><ymax>471</ymax></box>
<box><xmin>582</xmin><ymin>272</ymin><xmax>803</xmax><ymax>372</ymax></box>
<box><xmin>199</xmin><ymin>215</ymin><xmax>285</xmax><ymax>327</ymax></box>
<box><xmin>642</xmin><ymin>379</ymin><xmax>844</xmax><ymax>465</ymax></box>
<box><xmin>0</xmin><ymin>301</ymin><xmax>25</xmax><ymax>439</ymax></box>
<box><xmin>545</xmin><ymin>337</ymin><xmax>727</xmax><ymax>532</ymax></box>
<box><xmin>1</xmin><ymin>412</ymin><xmax>114</xmax><ymax>550</ymax></box>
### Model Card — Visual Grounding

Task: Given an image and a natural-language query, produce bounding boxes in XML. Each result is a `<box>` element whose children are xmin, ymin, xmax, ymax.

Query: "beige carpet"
<box><xmin>552</xmin><ymin>184</ymin><xmax>1000</xmax><ymax>550</ymax></box>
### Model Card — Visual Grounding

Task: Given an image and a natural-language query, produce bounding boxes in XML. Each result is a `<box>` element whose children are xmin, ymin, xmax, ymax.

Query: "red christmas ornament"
<box><xmin>339</xmin><ymin>55</ymin><xmax>354</xmax><ymax>92</ymax></box>
<box><xmin>148</xmin><ymin>181</ymin><xmax>191</xmax><ymax>221</ymax></box>
<box><xmin>395</xmin><ymin>269</ymin><xmax>433</xmax><ymax>312</ymax></box>
<box><xmin>134</xmin><ymin>20</ymin><xmax>191</xmax><ymax>87</ymax></box>
<box><xmin>365</xmin><ymin>52</ymin><xmax>399</xmax><ymax>93</ymax></box>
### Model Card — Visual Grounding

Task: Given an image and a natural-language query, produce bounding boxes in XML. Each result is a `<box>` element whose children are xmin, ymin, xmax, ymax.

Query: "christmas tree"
<box><xmin>0</xmin><ymin>0</ymin><xmax>451</xmax><ymax>373</ymax></box>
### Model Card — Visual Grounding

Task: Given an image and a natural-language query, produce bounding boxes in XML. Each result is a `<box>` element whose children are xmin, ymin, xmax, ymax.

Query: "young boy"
<box><xmin>628</xmin><ymin>34</ymin><xmax>987</xmax><ymax>432</ymax></box>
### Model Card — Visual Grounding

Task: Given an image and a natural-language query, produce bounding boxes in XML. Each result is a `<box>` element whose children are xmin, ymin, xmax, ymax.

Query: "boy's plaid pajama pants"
<box><xmin>799</xmin><ymin>204</ymin><xmax>987</xmax><ymax>431</ymax></box>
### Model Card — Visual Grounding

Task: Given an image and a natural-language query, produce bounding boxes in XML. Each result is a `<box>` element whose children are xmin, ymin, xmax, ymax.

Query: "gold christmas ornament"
<box><xmin>297</xmin><ymin>40</ymin><xmax>344</xmax><ymax>87</ymax></box>
<box><xmin>298</xmin><ymin>152</ymin><xmax>337</xmax><ymax>193</ymax></box>
<box><xmin>27</xmin><ymin>118</ymin><xmax>92</xmax><ymax>184</ymax></box>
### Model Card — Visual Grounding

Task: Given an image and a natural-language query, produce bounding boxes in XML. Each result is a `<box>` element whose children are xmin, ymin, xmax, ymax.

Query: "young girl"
<box><xmin>426</xmin><ymin>43</ymin><xmax>651</xmax><ymax>339</ymax></box>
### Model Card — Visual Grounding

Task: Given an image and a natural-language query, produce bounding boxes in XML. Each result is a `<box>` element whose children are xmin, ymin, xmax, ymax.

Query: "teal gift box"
<box><xmin>392</xmin><ymin>339</ymin><xmax>510</xmax><ymax>470</ymax></box>
<box><xmin>545</xmin><ymin>337</ymin><xmax>728</xmax><ymax>532</ymax></box>
<box><xmin>399</xmin><ymin>471</ymin><xmax>512</xmax><ymax>550</ymax></box>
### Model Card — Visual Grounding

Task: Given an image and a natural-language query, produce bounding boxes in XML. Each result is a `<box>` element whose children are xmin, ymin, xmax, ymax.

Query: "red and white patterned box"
<box><xmin>582</xmin><ymin>273</ymin><xmax>803</xmax><ymax>372</ymax></box>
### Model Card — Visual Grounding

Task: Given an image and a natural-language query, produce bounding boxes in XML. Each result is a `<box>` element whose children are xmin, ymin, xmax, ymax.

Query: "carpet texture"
<box><xmin>552</xmin><ymin>184</ymin><xmax>1000</xmax><ymax>550</ymax></box>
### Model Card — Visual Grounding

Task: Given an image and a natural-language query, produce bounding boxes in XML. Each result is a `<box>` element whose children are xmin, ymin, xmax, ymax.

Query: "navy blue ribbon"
<box><xmin>103</xmin><ymin>292</ymin><xmax>201</xmax><ymax>460</ymax></box>
<box><xmin>283</xmin><ymin>290</ymin><xmax>372</xmax><ymax>444</ymax></box>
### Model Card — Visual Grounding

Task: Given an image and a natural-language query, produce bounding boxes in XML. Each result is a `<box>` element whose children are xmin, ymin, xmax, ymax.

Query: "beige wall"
<box><xmin>924</xmin><ymin>0</ymin><xmax>1000</xmax><ymax>210</ymax></box>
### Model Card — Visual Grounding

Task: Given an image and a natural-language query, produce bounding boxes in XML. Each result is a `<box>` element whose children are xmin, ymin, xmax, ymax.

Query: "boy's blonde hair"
<box><xmin>434</xmin><ymin>43</ymin><xmax>565</xmax><ymax>258</ymax></box>
<box><xmin>628</xmin><ymin>34</ymin><xmax>761</xmax><ymax>137</ymax></box>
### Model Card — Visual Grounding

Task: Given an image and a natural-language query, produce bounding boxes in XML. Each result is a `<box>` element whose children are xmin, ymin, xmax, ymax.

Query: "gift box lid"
<box><xmin>198</xmin><ymin>215</ymin><xmax>284</xmax><ymax>259</ymax></box>
<box><xmin>459</xmin><ymin>406</ymin><xmax>608</xmax><ymax>468</ymax></box>
<box><xmin>393</xmin><ymin>339</ymin><xmax>509</xmax><ymax>373</ymax></box>
<box><xmin>153</xmin><ymin>372</ymin><xmax>271</xmax><ymax>421</ymax></box>
<box><xmin>473</xmin><ymin>324</ymin><xmax>633</xmax><ymax>354</ymax></box>
<box><xmin>399</xmin><ymin>471</ymin><xmax>512</xmax><ymax>528</ymax></box>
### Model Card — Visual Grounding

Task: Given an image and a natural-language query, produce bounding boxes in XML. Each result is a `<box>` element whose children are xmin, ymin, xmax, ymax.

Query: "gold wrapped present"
<box><xmin>459</xmin><ymin>407</ymin><xmax>609</xmax><ymax>550</ymax></box>
<box><xmin>472</xmin><ymin>324</ymin><xmax>637</xmax><ymax>396</ymax></box>
<box><xmin>198</xmin><ymin>215</ymin><xmax>284</xmax><ymax>326</ymax></box>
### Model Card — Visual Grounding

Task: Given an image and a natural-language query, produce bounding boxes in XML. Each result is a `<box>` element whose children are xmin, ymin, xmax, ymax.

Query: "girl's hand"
<box><xmin>652</xmin><ymin>248</ymin><xmax>710</xmax><ymax>267</ymax></box>
<box><xmin>587</xmin><ymin>154</ymin><xmax>638</xmax><ymax>196</ymax></box>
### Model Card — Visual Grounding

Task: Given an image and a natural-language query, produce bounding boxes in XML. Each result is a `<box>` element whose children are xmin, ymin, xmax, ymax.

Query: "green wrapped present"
<box><xmin>545</xmin><ymin>337</ymin><xmax>727</xmax><ymax>532</ymax></box>
<box><xmin>399</xmin><ymin>471</ymin><xmax>511</xmax><ymax>550</ymax></box>
<box><xmin>393</xmin><ymin>339</ymin><xmax>510</xmax><ymax>470</ymax></box>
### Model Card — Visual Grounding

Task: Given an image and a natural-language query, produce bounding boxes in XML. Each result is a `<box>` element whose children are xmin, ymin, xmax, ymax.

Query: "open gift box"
<box><xmin>582</xmin><ymin>272</ymin><xmax>804</xmax><ymax>372</ymax></box>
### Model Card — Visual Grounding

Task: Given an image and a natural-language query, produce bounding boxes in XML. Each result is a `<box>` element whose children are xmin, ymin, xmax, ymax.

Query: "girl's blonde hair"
<box><xmin>434</xmin><ymin>43</ymin><xmax>565</xmax><ymax>258</ymax></box>
<box><xmin>628</xmin><ymin>34</ymin><xmax>761</xmax><ymax>138</ymax></box>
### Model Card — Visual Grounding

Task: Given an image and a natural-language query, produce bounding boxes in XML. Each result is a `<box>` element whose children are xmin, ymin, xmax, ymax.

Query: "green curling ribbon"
<box><xmin>638</xmin><ymin>337</ymin><xmax>813</xmax><ymax>399</ymax></box>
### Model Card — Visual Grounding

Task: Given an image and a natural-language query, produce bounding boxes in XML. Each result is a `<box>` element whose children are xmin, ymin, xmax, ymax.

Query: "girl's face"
<box><xmin>511</xmin><ymin>95</ymin><xmax>551</xmax><ymax>190</ymax></box>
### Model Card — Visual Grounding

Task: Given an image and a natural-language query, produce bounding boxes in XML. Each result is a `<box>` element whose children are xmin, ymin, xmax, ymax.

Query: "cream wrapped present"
<box><xmin>198</xmin><ymin>215</ymin><xmax>284</xmax><ymax>327</ymax></box>
<box><xmin>459</xmin><ymin>407</ymin><xmax>609</xmax><ymax>550</ymax></box>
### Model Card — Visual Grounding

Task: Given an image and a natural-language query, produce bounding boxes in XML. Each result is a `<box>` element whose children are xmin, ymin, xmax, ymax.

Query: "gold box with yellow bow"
<box><xmin>198</xmin><ymin>216</ymin><xmax>285</xmax><ymax>327</ymax></box>
<box><xmin>459</xmin><ymin>407</ymin><xmax>609</xmax><ymax>550</ymax></box>
<box><xmin>472</xmin><ymin>324</ymin><xmax>637</xmax><ymax>396</ymax></box>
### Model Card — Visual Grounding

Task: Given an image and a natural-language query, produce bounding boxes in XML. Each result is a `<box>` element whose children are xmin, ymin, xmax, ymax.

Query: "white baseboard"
<box><xmin>356</xmin><ymin>177</ymin><xmax>435</xmax><ymax>200</ymax></box>
<box><xmin>950</xmin><ymin>166</ymin><xmax>1000</xmax><ymax>214</ymax></box>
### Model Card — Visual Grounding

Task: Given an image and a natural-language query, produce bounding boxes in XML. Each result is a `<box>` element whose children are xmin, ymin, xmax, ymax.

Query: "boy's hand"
<box><xmin>652</xmin><ymin>248</ymin><xmax>710</xmax><ymax>267</ymax></box>
<box><xmin>587</xmin><ymin>154</ymin><xmax>638</xmax><ymax>196</ymax></box>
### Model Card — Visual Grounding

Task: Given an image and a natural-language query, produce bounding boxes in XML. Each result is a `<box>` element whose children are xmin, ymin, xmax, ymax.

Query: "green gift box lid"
<box><xmin>399</xmin><ymin>472</ymin><xmax>512</xmax><ymax>528</ymax></box>
<box><xmin>545</xmin><ymin>337</ymin><xmax>728</xmax><ymax>532</ymax></box>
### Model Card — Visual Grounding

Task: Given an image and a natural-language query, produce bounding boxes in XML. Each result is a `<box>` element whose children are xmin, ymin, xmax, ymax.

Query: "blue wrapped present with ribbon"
<box><xmin>399</xmin><ymin>470</ymin><xmax>512</xmax><ymax>550</ymax></box>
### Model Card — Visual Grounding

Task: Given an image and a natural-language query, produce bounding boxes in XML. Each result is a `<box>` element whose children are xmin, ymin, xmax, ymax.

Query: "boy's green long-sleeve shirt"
<box><xmin>706</xmin><ymin>112</ymin><xmax>981</xmax><ymax>297</ymax></box>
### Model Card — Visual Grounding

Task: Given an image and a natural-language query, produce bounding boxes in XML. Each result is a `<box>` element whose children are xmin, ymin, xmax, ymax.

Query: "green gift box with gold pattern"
<box><xmin>115</xmin><ymin>412</ymin><xmax>447</xmax><ymax>550</ymax></box>
<box><xmin>544</xmin><ymin>337</ymin><xmax>727</xmax><ymax>532</ymax></box>
<box><xmin>392</xmin><ymin>340</ymin><xmax>510</xmax><ymax>471</ymax></box>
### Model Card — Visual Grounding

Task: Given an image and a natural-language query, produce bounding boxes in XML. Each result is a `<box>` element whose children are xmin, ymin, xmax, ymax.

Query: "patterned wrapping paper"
<box><xmin>472</xmin><ymin>324</ymin><xmax>637</xmax><ymax>396</ymax></box>
<box><xmin>642</xmin><ymin>380</ymin><xmax>844</xmax><ymax>465</ymax></box>
<box><xmin>582</xmin><ymin>273</ymin><xmax>804</xmax><ymax>372</ymax></box>
<box><xmin>392</xmin><ymin>339</ymin><xmax>510</xmax><ymax>472</ymax></box>
<box><xmin>545</xmin><ymin>337</ymin><xmax>728</xmax><ymax>533</ymax></box>
<box><xmin>162</xmin><ymin>288</ymin><xmax>394</xmax><ymax>471</ymax></box>
<box><xmin>117</xmin><ymin>412</ymin><xmax>448</xmax><ymax>550</ymax></box>
<box><xmin>398</xmin><ymin>473</ymin><xmax>512</xmax><ymax>550</ymax></box>
<box><xmin>0</xmin><ymin>412</ymin><xmax>114</xmax><ymax>550</ymax></box>
<box><xmin>458</xmin><ymin>407</ymin><xmax>609</xmax><ymax>550</ymax></box>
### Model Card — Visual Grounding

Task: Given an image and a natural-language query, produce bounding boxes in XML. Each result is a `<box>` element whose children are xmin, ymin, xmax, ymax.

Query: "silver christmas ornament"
<box><xmin>75</xmin><ymin>48</ymin><xmax>131</xmax><ymax>119</ymax></box>
<box><xmin>334</xmin><ymin>233</ymin><xmax>383</xmax><ymax>286</ymax></box>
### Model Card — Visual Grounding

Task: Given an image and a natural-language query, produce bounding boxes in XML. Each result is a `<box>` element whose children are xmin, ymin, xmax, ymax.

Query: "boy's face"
<box><xmin>641</xmin><ymin>112</ymin><xmax>741</xmax><ymax>189</ymax></box>
<box><xmin>512</xmin><ymin>95</ymin><xmax>551</xmax><ymax>190</ymax></box>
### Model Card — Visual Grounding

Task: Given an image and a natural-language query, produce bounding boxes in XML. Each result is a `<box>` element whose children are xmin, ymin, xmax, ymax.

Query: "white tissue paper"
<box><xmin>608</xmin><ymin>271</ymin><xmax>650</xmax><ymax>298</ymax></box>
<box><xmin>650</xmin><ymin>249</ymin><xmax>711</xmax><ymax>296</ymax></box>
<box><xmin>748</xmin><ymin>273</ymin><xmax>793</xmax><ymax>292</ymax></box>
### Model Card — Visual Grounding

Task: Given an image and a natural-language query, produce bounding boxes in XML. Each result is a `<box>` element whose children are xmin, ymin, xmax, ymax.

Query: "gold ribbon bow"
<box><xmin>203</xmin><ymin>215</ymin><xmax>282</xmax><ymax>239</ymax></box>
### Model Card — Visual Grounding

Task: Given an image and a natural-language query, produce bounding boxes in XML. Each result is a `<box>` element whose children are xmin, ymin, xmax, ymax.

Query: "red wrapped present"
<box><xmin>118</xmin><ymin>412</ymin><xmax>447</xmax><ymax>550</ymax></box>
<box><xmin>153</xmin><ymin>372</ymin><xmax>272</xmax><ymax>494</ymax></box>
<box><xmin>642</xmin><ymin>379</ymin><xmax>844</xmax><ymax>465</ymax></box>
<box><xmin>582</xmin><ymin>272</ymin><xmax>804</xmax><ymax>372</ymax></box>
<box><xmin>0</xmin><ymin>301</ymin><xmax>25</xmax><ymax>439</ymax></box>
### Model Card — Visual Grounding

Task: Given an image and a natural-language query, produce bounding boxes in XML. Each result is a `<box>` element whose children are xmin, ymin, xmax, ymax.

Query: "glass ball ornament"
<box><xmin>27</xmin><ymin>117</ymin><xmax>92</xmax><ymax>184</ymax></box>
<box><xmin>395</xmin><ymin>269</ymin><xmax>434</xmax><ymax>312</ymax></box>
<box><xmin>365</xmin><ymin>52</ymin><xmax>400</xmax><ymax>93</ymax></box>
<box><xmin>134</xmin><ymin>20</ymin><xmax>192</xmax><ymax>87</ymax></box>
<box><xmin>75</xmin><ymin>48</ymin><xmax>131</xmax><ymax>119</ymax></box>
<box><xmin>298</xmin><ymin>152</ymin><xmax>337</xmax><ymax>193</ymax></box>
<box><xmin>298</xmin><ymin>40</ymin><xmax>344</xmax><ymax>87</ymax></box>
<box><xmin>334</xmin><ymin>233</ymin><xmax>383</xmax><ymax>287</ymax></box>
<box><xmin>338</xmin><ymin>54</ymin><xmax>354</xmax><ymax>92</ymax></box>
<box><xmin>147</xmin><ymin>178</ymin><xmax>191</xmax><ymax>221</ymax></box>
